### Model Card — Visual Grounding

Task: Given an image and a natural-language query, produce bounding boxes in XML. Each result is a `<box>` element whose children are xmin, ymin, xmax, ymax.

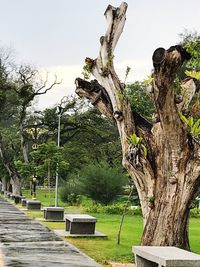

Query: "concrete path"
<box><xmin>0</xmin><ymin>198</ymin><xmax>101</xmax><ymax>267</ymax></box>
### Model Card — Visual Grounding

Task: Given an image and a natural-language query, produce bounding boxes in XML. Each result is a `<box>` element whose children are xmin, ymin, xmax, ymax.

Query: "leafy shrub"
<box><xmin>59</xmin><ymin>178</ymin><xmax>81</xmax><ymax>205</ymax></box>
<box><xmin>116</xmin><ymin>187</ymin><xmax>139</xmax><ymax>205</ymax></box>
<box><xmin>85</xmin><ymin>204</ymin><xmax>142</xmax><ymax>216</ymax></box>
<box><xmin>104</xmin><ymin>205</ymin><xmax>127</xmax><ymax>214</ymax></box>
<box><xmin>85</xmin><ymin>204</ymin><xmax>103</xmax><ymax>214</ymax></box>
<box><xmin>179</xmin><ymin>113</ymin><xmax>200</xmax><ymax>136</ymax></box>
<box><xmin>125</xmin><ymin>81</ymin><xmax>155</xmax><ymax>120</ymax></box>
<box><xmin>79</xmin><ymin>161</ymin><xmax>128</xmax><ymax>205</ymax></box>
<box><xmin>190</xmin><ymin>208</ymin><xmax>200</xmax><ymax>218</ymax></box>
<box><xmin>79</xmin><ymin>196</ymin><xmax>93</xmax><ymax>207</ymax></box>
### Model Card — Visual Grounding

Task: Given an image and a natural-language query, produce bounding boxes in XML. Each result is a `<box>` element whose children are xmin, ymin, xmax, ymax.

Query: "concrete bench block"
<box><xmin>19</xmin><ymin>196</ymin><xmax>25</xmax><ymax>204</ymax></box>
<box><xmin>65</xmin><ymin>214</ymin><xmax>97</xmax><ymax>235</ymax></box>
<box><xmin>133</xmin><ymin>246</ymin><xmax>200</xmax><ymax>267</ymax></box>
<box><xmin>21</xmin><ymin>198</ymin><xmax>27</xmax><ymax>207</ymax></box>
<box><xmin>5</xmin><ymin>192</ymin><xmax>10</xmax><ymax>198</ymax></box>
<box><xmin>43</xmin><ymin>207</ymin><xmax>64</xmax><ymax>221</ymax></box>
<box><xmin>26</xmin><ymin>200</ymin><xmax>41</xmax><ymax>210</ymax></box>
<box><xmin>14</xmin><ymin>195</ymin><xmax>21</xmax><ymax>204</ymax></box>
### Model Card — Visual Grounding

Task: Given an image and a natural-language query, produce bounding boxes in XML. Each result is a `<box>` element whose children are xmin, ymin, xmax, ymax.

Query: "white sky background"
<box><xmin>1</xmin><ymin>0</ymin><xmax>200</xmax><ymax>110</ymax></box>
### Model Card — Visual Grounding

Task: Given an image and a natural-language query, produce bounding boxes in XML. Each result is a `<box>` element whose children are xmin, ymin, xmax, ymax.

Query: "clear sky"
<box><xmin>1</xmin><ymin>0</ymin><xmax>200</xmax><ymax>109</ymax></box>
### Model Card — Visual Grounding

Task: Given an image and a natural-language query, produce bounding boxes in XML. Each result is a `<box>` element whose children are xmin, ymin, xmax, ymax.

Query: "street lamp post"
<box><xmin>31</xmin><ymin>139</ymin><xmax>39</xmax><ymax>200</ymax></box>
<box><xmin>25</xmin><ymin>121</ymin><xmax>48</xmax><ymax>200</ymax></box>
<box><xmin>55</xmin><ymin>96</ymin><xmax>67</xmax><ymax>207</ymax></box>
<box><xmin>55</xmin><ymin>109</ymin><xmax>61</xmax><ymax>207</ymax></box>
<box><xmin>32</xmin><ymin>176</ymin><xmax>37</xmax><ymax>199</ymax></box>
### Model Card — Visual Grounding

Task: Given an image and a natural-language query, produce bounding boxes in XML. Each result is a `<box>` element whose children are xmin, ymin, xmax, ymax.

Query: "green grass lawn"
<box><xmin>22</xmin><ymin>208</ymin><xmax>200</xmax><ymax>265</ymax></box>
<box><xmin>65</xmin><ymin>214</ymin><xmax>143</xmax><ymax>265</ymax></box>
<box><xmin>20</xmin><ymin>188</ymin><xmax>200</xmax><ymax>266</ymax></box>
<box><xmin>189</xmin><ymin>218</ymin><xmax>200</xmax><ymax>254</ymax></box>
<box><xmin>22</xmin><ymin>188</ymin><xmax>66</xmax><ymax>207</ymax></box>
<box><xmin>42</xmin><ymin>214</ymin><xmax>143</xmax><ymax>264</ymax></box>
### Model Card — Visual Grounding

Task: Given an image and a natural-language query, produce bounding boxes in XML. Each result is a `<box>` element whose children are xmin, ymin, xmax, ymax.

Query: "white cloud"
<box><xmin>36</xmin><ymin>64</ymin><xmax>83</xmax><ymax>110</ymax></box>
<box><xmin>115</xmin><ymin>59</ymin><xmax>153</xmax><ymax>82</ymax></box>
<box><xmin>37</xmin><ymin>59</ymin><xmax>152</xmax><ymax>110</ymax></box>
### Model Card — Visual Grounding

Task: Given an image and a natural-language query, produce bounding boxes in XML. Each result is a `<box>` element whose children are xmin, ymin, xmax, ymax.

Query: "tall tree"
<box><xmin>0</xmin><ymin>51</ymin><xmax>61</xmax><ymax>194</ymax></box>
<box><xmin>179</xmin><ymin>30</ymin><xmax>200</xmax><ymax>71</ymax></box>
<box><xmin>0</xmin><ymin>52</ymin><xmax>23</xmax><ymax>195</ymax></box>
<box><xmin>75</xmin><ymin>2</ymin><xmax>200</xmax><ymax>249</ymax></box>
<box><xmin>30</xmin><ymin>141</ymin><xmax>69</xmax><ymax>187</ymax></box>
<box><xmin>14</xmin><ymin>65</ymin><xmax>61</xmax><ymax>164</ymax></box>
<box><xmin>42</xmin><ymin>99</ymin><xmax>121</xmax><ymax>176</ymax></box>
<box><xmin>179</xmin><ymin>30</ymin><xmax>200</xmax><ymax>118</ymax></box>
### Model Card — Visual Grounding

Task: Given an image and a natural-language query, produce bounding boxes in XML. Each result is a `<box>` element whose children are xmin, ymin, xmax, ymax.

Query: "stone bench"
<box><xmin>14</xmin><ymin>195</ymin><xmax>22</xmax><ymax>204</ymax></box>
<box><xmin>43</xmin><ymin>207</ymin><xmax>64</xmax><ymax>221</ymax></box>
<box><xmin>133</xmin><ymin>246</ymin><xmax>200</xmax><ymax>267</ymax></box>
<box><xmin>21</xmin><ymin>198</ymin><xmax>27</xmax><ymax>207</ymax></box>
<box><xmin>26</xmin><ymin>200</ymin><xmax>41</xmax><ymax>210</ymax></box>
<box><xmin>6</xmin><ymin>192</ymin><xmax>11</xmax><ymax>198</ymax></box>
<box><xmin>65</xmin><ymin>214</ymin><xmax>97</xmax><ymax>235</ymax></box>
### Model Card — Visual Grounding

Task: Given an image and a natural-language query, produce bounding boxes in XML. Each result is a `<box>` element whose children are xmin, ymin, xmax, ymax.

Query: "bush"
<box><xmin>190</xmin><ymin>208</ymin><xmax>200</xmax><ymax>218</ymax></box>
<box><xmin>85</xmin><ymin>203</ymin><xmax>142</xmax><ymax>216</ymax></box>
<box><xmin>114</xmin><ymin>194</ymin><xmax>140</xmax><ymax>206</ymax></box>
<box><xmin>59</xmin><ymin>178</ymin><xmax>81</xmax><ymax>205</ymax></box>
<box><xmin>79</xmin><ymin>161</ymin><xmax>128</xmax><ymax>205</ymax></box>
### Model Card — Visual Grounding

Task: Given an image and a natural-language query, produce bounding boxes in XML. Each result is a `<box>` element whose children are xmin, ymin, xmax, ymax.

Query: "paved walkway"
<box><xmin>0</xmin><ymin>198</ymin><xmax>101</xmax><ymax>267</ymax></box>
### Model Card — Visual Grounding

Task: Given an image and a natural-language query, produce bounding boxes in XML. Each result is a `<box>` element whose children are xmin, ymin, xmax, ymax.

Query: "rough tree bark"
<box><xmin>0</xmin><ymin>133</ymin><xmax>22</xmax><ymax>195</ymax></box>
<box><xmin>75</xmin><ymin>2</ymin><xmax>200</xmax><ymax>249</ymax></box>
<box><xmin>1</xmin><ymin>176</ymin><xmax>7</xmax><ymax>192</ymax></box>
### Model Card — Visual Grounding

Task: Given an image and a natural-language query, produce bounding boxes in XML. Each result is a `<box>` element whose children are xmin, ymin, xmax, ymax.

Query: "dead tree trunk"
<box><xmin>75</xmin><ymin>2</ymin><xmax>200</xmax><ymax>249</ymax></box>
<box><xmin>139</xmin><ymin>47</ymin><xmax>200</xmax><ymax>249</ymax></box>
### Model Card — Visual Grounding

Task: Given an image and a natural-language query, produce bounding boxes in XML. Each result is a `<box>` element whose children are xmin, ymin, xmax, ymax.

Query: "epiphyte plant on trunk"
<box><xmin>75</xmin><ymin>2</ymin><xmax>200</xmax><ymax>249</ymax></box>
<box><xmin>127</xmin><ymin>133</ymin><xmax>147</xmax><ymax>169</ymax></box>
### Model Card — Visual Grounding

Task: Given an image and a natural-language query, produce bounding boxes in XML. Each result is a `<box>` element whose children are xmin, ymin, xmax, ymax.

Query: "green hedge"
<box><xmin>84</xmin><ymin>205</ymin><xmax>200</xmax><ymax>218</ymax></box>
<box><xmin>84</xmin><ymin>204</ymin><xmax>142</xmax><ymax>216</ymax></box>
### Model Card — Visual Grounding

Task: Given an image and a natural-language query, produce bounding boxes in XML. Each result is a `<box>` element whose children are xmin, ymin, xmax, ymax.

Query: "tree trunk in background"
<box><xmin>75</xmin><ymin>2</ymin><xmax>200</xmax><ymax>249</ymax></box>
<box><xmin>10</xmin><ymin>175</ymin><xmax>22</xmax><ymax>195</ymax></box>
<box><xmin>20</xmin><ymin>122</ymin><xmax>29</xmax><ymax>164</ymax></box>
<box><xmin>0</xmin><ymin>133</ymin><xmax>22</xmax><ymax>195</ymax></box>
<box><xmin>1</xmin><ymin>177</ymin><xmax>7</xmax><ymax>192</ymax></box>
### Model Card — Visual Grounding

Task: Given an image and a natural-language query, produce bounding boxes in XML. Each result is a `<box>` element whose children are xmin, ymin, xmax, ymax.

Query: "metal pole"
<box><xmin>55</xmin><ymin>113</ymin><xmax>61</xmax><ymax>207</ymax></box>
<box><xmin>32</xmin><ymin>177</ymin><xmax>36</xmax><ymax>199</ymax></box>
